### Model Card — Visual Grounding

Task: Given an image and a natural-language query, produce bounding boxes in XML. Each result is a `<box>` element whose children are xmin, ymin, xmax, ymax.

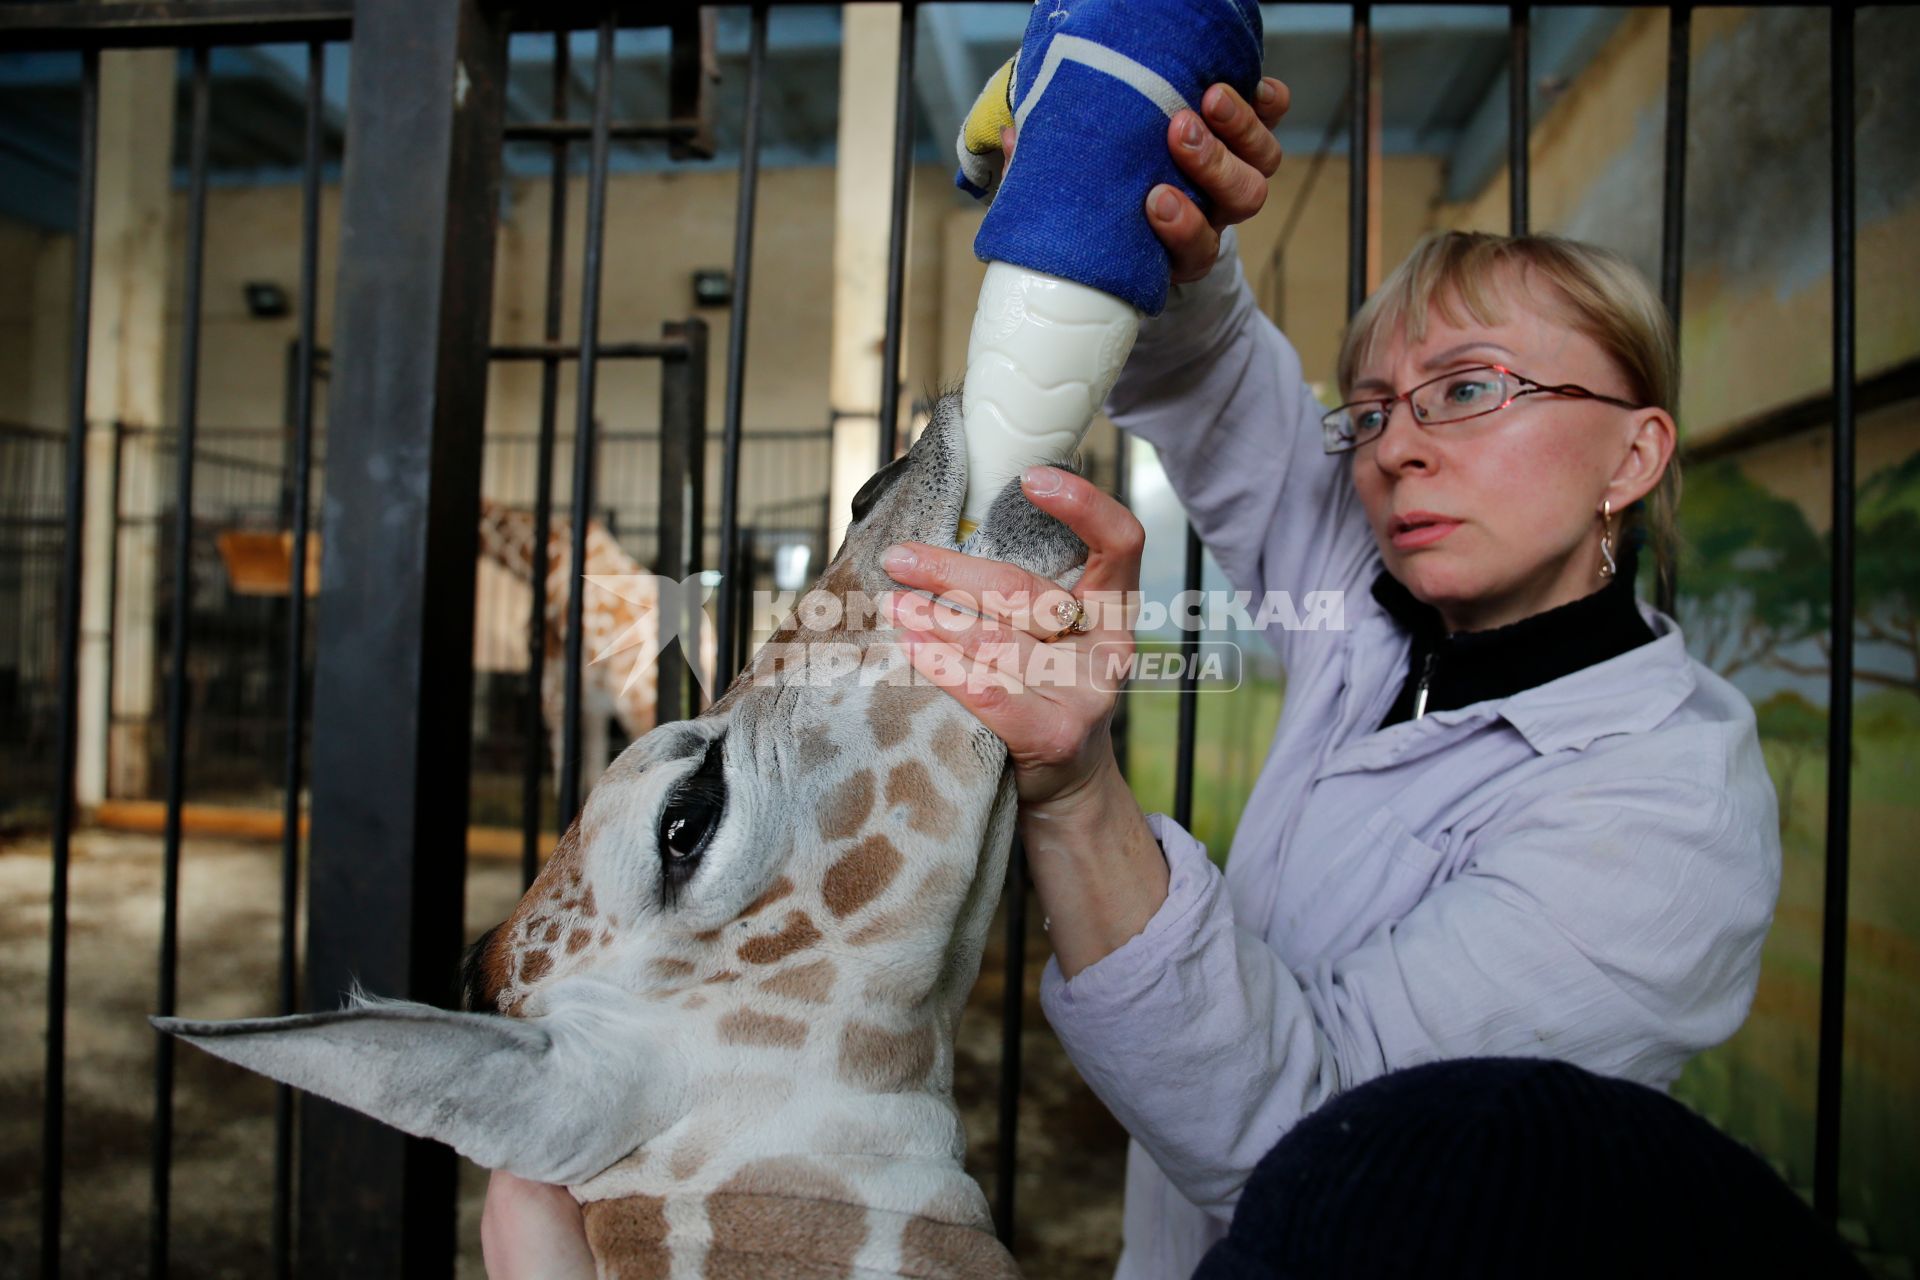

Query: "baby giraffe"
<box><xmin>156</xmin><ymin>394</ymin><xmax>1085</xmax><ymax>1279</ymax></box>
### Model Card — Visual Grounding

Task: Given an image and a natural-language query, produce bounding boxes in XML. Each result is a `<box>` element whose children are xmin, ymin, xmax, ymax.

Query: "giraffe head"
<box><xmin>155</xmin><ymin>394</ymin><xmax>1085</xmax><ymax>1202</ymax></box>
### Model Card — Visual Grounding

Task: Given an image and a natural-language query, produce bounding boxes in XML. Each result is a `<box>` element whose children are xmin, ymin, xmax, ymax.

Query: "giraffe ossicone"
<box><xmin>156</xmin><ymin>392</ymin><xmax>1087</xmax><ymax>1278</ymax></box>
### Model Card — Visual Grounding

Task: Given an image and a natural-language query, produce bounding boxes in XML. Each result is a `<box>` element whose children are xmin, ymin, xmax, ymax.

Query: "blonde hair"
<box><xmin>1337</xmin><ymin>229</ymin><xmax>1681</xmax><ymax>602</ymax></box>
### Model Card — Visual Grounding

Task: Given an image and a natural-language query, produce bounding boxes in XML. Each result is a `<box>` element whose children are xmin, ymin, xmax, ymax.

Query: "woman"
<box><xmin>486</xmin><ymin>78</ymin><xmax>1780</xmax><ymax>1278</ymax></box>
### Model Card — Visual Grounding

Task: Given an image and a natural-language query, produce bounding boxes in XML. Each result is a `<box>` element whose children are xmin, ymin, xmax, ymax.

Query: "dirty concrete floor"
<box><xmin>0</xmin><ymin>829</ymin><xmax>1126</xmax><ymax>1278</ymax></box>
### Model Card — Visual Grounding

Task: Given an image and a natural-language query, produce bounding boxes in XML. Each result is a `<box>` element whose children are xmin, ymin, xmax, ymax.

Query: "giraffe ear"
<box><xmin>153</xmin><ymin>982</ymin><xmax>686</xmax><ymax>1186</ymax></box>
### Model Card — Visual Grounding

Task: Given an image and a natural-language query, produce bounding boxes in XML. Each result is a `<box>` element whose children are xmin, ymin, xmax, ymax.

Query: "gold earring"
<box><xmin>1598</xmin><ymin>499</ymin><xmax>1617</xmax><ymax>579</ymax></box>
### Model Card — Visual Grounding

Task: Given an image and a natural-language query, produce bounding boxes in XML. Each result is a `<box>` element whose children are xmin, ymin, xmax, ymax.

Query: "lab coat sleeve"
<box><xmin>1103</xmin><ymin>226</ymin><xmax>1380</xmax><ymax>673</ymax></box>
<box><xmin>1038</xmin><ymin>768</ymin><xmax>1779</xmax><ymax>1216</ymax></box>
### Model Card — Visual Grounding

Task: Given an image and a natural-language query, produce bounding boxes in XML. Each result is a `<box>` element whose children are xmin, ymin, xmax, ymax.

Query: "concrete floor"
<box><xmin>0</xmin><ymin>827</ymin><xmax>1126</xmax><ymax>1278</ymax></box>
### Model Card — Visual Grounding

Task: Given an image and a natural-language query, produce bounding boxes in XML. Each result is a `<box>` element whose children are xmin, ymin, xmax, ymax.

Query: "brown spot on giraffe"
<box><xmin>758</xmin><ymin>958</ymin><xmax>837</xmax><ymax>1004</ymax></box>
<box><xmin>738</xmin><ymin>875</ymin><xmax>795</xmax><ymax>919</ymax></box>
<box><xmin>816</xmin><ymin>768</ymin><xmax>876</xmax><ymax>842</ymax></box>
<box><xmin>717</xmin><ymin>1008</ymin><xmax>808</xmax><ymax>1050</ymax></box>
<box><xmin>649</xmin><ymin>957</ymin><xmax>697</xmax><ymax>981</ymax></box>
<box><xmin>543</xmin><ymin>920</ymin><xmax>562</xmax><ymax>945</ymax></box>
<box><xmin>693</xmin><ymin>927</ymin><xmax>725</xmax><ymax>944</ymax></box>
<box><xmin>580</xmin><ymin>1195</ymin><xmax>670</xmax><ymax>1280</ymax></box>
<box><xmin>681</xmin><ymin>992</ymin><xmax>707</xmax><ymax>1010</ymax></box>
<box><xmin>736</xmin><ymin>912</ymin><xmax>821</xmax><ymax>965</ymax></box>
<box><xmin>868</xmin><ymin>682</ymin><xmax>941</xmax><ymax>749</ymax></box>
<box><xmin>703</xmin><ymin>969</ymin><xmax>742</xmax><ymax>985</ymax></box>
<box><xmin>793</xmin><ymin>723</ymin><xmax>839</xmax><ymax>776</ymax></box>
<box><xmin>566</xmin><ymin>928</ymin><xmax>593</xmax><ymax>955</ymax></box>
<box><xmin>837</xmin><ymin>1021</ymin><xmax>937</xmax><ymax>1093</ymax></box>
<box><xmin>883</xmin><ymin>760</ymin><xmax>956</xmax><ymax>836</ymax></box>
<box><xmin>707</xmin><ymin>1159</ymin><xmax>868</xmax><ymax>1278</ymax></box>
<box><xmin>847</xmin><ymin>909</ymin><xmax>910</xmax><ymax>948</ymax></box>
<box><xmin>900</xmin><ymin>1212</ymin><xmax>1021</xmax><ymax>1278</ymax></box>
<box><xmin>930</xmin><ymin>722</ymin><xmax>985</xmax><ymax>778</ymax></box>
<box><xmin>667</xmin><ymin>1135</ymin><xmax>712</xmax><ymax>1181</ymax></box>
<box><xmin>471</xmin><ymin>819</ymin><xmax>586</xmax><ymax>1008</ymax></box>
<box><xmin>519</xmin><ymin>949</ymin><xmax>552</xmax><ymax>986</ymax></box>
<box><xmin>821</xmin><ymin>835</ymin><xmax>903</xmax><ymax>919</ymax></box>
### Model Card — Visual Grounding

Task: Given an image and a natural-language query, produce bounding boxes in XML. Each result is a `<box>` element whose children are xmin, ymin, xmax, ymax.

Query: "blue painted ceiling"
<box><xmin>0</xmin><ymin>5</ymin><xmax>1621</xmax><ymax>231</ymax></box>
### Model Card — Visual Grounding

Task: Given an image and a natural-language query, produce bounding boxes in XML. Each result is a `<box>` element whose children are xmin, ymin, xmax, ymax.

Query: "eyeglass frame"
<box><xmin>1321</xmin><ymin>362</ymin><xmax>1648</xmax><ymax>455</ymax></box>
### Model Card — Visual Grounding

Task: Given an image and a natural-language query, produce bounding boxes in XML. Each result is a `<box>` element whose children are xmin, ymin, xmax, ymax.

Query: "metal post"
<box><xmin>271</xmin><ymin>41</ymin><xmax>325</xmax><ymax>1279</ymax></box>
<box><xmin>1509</xmin><ymin>4</ymin><xmax>1530</xmax><ymax>235</ymax></box>
<box><xmin>1110</xmin><ymin>432</ymin><xmax>1131</xmax><ymax>780</ymax></box>
<box><xmin>993</xmin><ymin>836</ymin><xmax>1027</xmax><ymax>1247</ymax></box>
<box><xmin>300</xmin><ymin>0</ymin><xmax>508</xmax><ymax>1272</ymax></box>
<box><xmin>523</xmin><ymin>29</ymin><xmax>570</xmax><ymax>889</ymax></box>
<box><xmin>1813</xmin><ymin>2</ymin><xmax>1855</xmax><ymax>1227</ymax></box>
<box><xmin>1173</xmin><ymin>528</ymin><xmax>1203</xmax><ymax>830</ymax></box>
<box><xmin>657</xmin><ymin>319</ymin><xmax>710</xmax><ymax>725</ymax></box>
<box><xmin>1655</xmin><ymin>4</ymin><xmax>1690</xmax><ymax>616</ymax></box>
<box><xmin>41</xmin><ymin>46</ymin><xmax>98</xmax><ymax>1280</ymax></box>
<box><xmin>716</xmin><ymin>5</ymin><xmax>768</xmax><ymax>690</ymax></box>
<box><xmin>559</xmin><ymin>17</ymin><xmax>615</xmax><ymax>830</ymax></box>
<box><xmin>1347</xmin><ymin>5</ymin><xmax>1370</xmax><ymax>319</ymax></box>
<box><xmin>149</xmin><ymin>48</ymin><xmax>210</xmax><ymax>1277</ymax></box>
<box><xmin>877</xmin><ymin>0</ymin><xmax>917</xmax><ymax>467</ymax></box>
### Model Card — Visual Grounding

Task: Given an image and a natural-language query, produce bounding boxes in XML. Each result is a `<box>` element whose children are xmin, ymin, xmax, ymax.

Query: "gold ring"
<box><xmin>1043</xmin><ymin>596</ymin><xmax>1091</xmax><ymax>641</ymax></box>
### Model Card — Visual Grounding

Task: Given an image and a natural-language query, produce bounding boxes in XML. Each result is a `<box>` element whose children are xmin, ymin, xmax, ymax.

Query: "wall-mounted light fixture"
<box><xmin>692</xmin><ymin>269</ymin><xmax>732</xmax><ymax>309</ymax></box>
<box><xmin>244</xmin><ymin>281</ymin><xmax>290</xmax><ymax>319</ymax></box>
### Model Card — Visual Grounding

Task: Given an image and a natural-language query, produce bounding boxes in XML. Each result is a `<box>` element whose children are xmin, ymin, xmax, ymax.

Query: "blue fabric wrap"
<box><xmin>968</xmin><ymin>0</ymin><xmax>1263</xmax><ymax>316</ymax></box>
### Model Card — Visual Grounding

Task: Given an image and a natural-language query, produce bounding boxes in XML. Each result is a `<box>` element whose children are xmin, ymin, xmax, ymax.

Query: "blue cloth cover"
<box><xmin>961</xmin><ymin>0</ymin><xmax>1263</xmax><ymax>316</ymax></box>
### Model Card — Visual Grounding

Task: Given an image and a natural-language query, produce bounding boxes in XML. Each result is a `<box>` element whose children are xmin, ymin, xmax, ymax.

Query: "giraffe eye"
<box><xmin>851</xmin><ymin>452</ymin><xmax>912</xmax><ymax>524</ymax></box>
<box><xmin>657</xmin><ymin>737</ymin><xmax>725</xmax><ymax>905</ymax></box>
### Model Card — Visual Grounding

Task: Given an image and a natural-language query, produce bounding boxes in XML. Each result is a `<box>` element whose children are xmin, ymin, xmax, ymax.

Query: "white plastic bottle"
<box><xmin>957</xmin><ymin>262</ymin><xmax>1140</xmax><ymax>538</ymax></box>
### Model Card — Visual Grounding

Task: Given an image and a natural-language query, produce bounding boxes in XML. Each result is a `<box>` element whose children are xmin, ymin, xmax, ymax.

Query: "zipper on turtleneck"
<box><xmin>1411</xmin><ymin>651</ymin><xmax>1438</xmax><ymax>721</ymax></box>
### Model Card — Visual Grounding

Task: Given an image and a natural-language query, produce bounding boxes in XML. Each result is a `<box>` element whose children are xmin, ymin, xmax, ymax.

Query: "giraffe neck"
<box><xmin>580</xmin><ymin>1171</ymin><xmax>1018</xmax><ymax>1279</ymax></box>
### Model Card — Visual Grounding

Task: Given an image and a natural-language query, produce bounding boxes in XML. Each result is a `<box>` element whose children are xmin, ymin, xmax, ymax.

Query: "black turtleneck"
<box><xmin>1373</xmin><ymin>545</ymin><xmax>1656</xmax><ymax>730</ymax></box>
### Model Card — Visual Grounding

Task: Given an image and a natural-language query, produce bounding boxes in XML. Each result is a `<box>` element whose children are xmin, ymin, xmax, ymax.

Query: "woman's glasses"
<box><xmin>1321</xmin><ymin>364</ymin><xmax>1645</xmax><ymax>455</ymax></box>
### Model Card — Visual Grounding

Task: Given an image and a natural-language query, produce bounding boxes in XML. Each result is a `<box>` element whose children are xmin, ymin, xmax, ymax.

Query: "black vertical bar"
<box><xmin>993</xmin><ymin>836</ymin><xmax>1027</xmax><ymax>1247</ymax></box>
<box><xmin>657</xmin><ymin>320</ymin><xmax>710</xmax><ymax>724</ymax></box>
<box><xmin>1813</xmin><ymin>2</ymin><xmax>1854</xmax><ymax>1226</ymax></box>
<box><xmin>1509</xmin><ymin>4</ymin><xmax>1530</xmax><ymax>235</ymax></box>
<box><xmin>1657</xmin><ymin>5</ymin><xmax>1689</xmax><ymax>617</ymax></box>
<box><xmin>1347</xmin><ymin>5</ymin><xmax>1370</xmax><ymax>319</ymax></box>
<box><xmin>716</xmin><ymin>5</ymin><xmax>768</xmax><ymax>690</ymax></box>
<box><xmin>1173</xmin><ymin>528</ymin><xmax>1203</xmax><ymax>831</ymax></box>
<box><xmin>558</xmin><ymin>17</ymin><xmax>615</xmax><ymax>829</ymax></box>
<box><xmin>1109</xmin><ymin>432</ymin><xmax>1131</xmax><ymax>780</ymax></box>
<box><xmin>301</xmin><ymin>0</ymin><xmax>508</xmax><ymax>1271</ymax></box>
<box><xmin>41</xmin><ymin>46</ymin><xmax>98</xmax><ymax>1280</ymax></box>
<box><xmin>272</xmin><ymin>40</ymin><xmax>326</xmax><ymax>1280</ymax></box>
<box><xmin>150</xmin><ymin>48</ymin><xmax>211</xmax><ymax>1278</ymax></box>
<box><xmin>523</xmin><ymin>30</ymin><xmax>570</xmax><ymax>889</ymax></box>
<box><xmin>877</xmin><ymin>0</ymin><xmax>917</xmax><ymax>467</ymax></box>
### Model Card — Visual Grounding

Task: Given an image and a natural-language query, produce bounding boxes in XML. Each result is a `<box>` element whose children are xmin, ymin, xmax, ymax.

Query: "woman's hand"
<box><xmin>881</xmin><ymin>466</ymin><xmax>1143</xmax><ymax>809</ymax></box>
<box><xmin>481</xmin><ymin>1169</ymin><xmax>595</xmax><ymax>1280</ymax></box>
<box><xmin>1000</xmin><ymin>74</ymin><xmax>1290</xmax><ymax>283</ymax></box>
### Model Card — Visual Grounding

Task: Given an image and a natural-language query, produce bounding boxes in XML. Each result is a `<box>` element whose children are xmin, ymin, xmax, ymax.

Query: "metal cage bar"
<box><xmin>1656</xmin><ymin>4</ymin><xmax>1689</xmax><ymax>615</ymax></box>
<box><xmin>1813</xmin><ymin>2</ymin><xmax>1855</xmax><ymax>1225</ymax></box>
<box><xmin>716</xmin><ymin>4</ymin><xmax>769</xmax><ymax>689</ymax></box>
<box><xmin>149</xmin><ymin>47</ymin><xmax>212</xmax><ymax>1277</ymax></box>
<box><xmin>271</xmin><ymin>39</ymin><xmax>327</xmax><ymax>1279</ymax></box>
<box><xmin>656</xmin><ymin>321</ymin><xmax>710</xmax><ymax>725</ymax></box>
<box><xmin>557</xmin><ymin>16</ymin><xmax>617</xmax><ymax>829</ymax></box>
<box><xmin>993</xmin><ymin>835</ymin><xmax>1028</xmax><ymax>1246</ymax></box>
<box><xmin>1509</xmin><ymin>4</ymin><xmax>1530</xmax><ymax>235</ymax></box>
<box><xmin>521</xmin><ymin>30</ymin><xmax>572</xmax><ymax>890</ymax></box>
<box><xmin>878</xmin><ymin>0</ymin><xmax>918</xmax><ymax>467</ymax></box>
<box><xmin>1348</xmin><ymin>4</ymin><xmax>1371</xmax><ymax>319</ymax></box>
<box><xmin>41</xmin><ymin>46</ymin><xmax>99</xmax><ymax>1280</ymax></box>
